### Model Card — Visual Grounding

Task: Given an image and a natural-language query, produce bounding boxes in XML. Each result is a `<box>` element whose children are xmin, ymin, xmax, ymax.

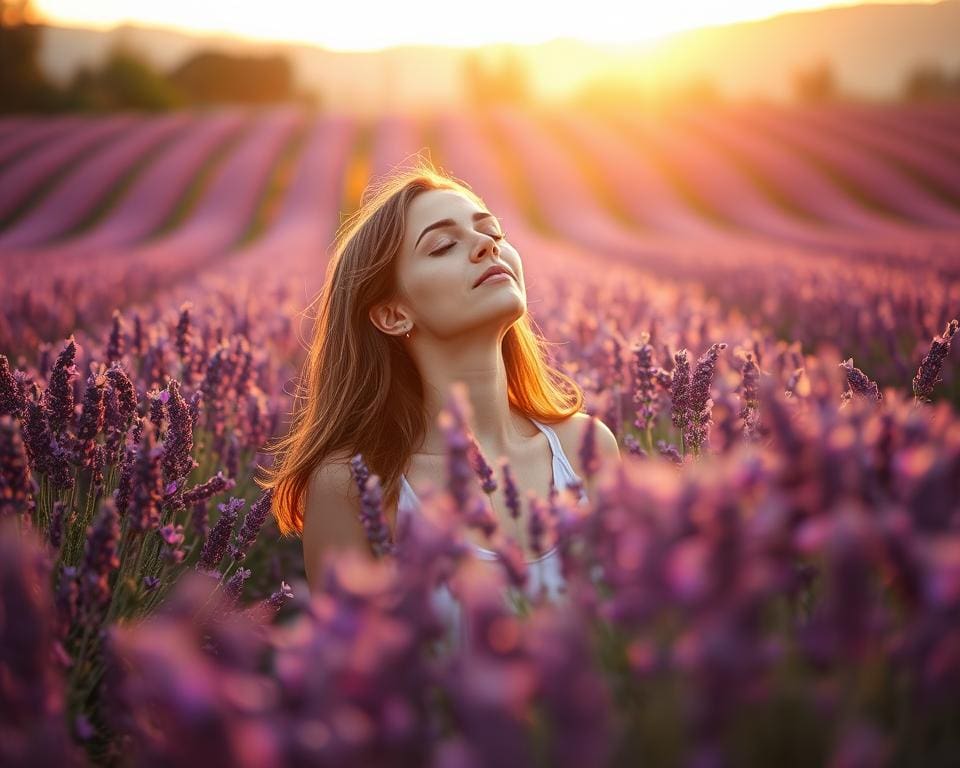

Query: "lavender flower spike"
<box><xmin>839</xmin><ymin>358</ymin><xmax>882</xmax><ymax>406</ymax></box>
<box><xmin>0</xmin><ymin>415</ymin><xmax>34</xmax><ymax>518</ymax></box>
<box><xmin>78</xmin><ymin>497</ymin><xmax>121</xmax><ymax>625</ymax></box>
<box><xmin>160</xmin><ymin>379</ymin><xmax>195</xmax><ymax>486</ymax></box>
<box><xmin>230</xmin><ymin>488</ymin><xmax>275</xmax><ymax>562</ymax></box>
<box><xmin>42</xmin><ymin>337</ymin><xmax>79</xmax><ymax>437</ymax></box>
<box><xmin>670</xmin><ymin>349</ymin><xmax>692</xmax><ymax>437</ymax></box>
<box><xmin>267</xmin><ymin>580</ymin><xmax>294</xmax><ymax>610</ymax></box>
<box><xmin>912</xmin><ymin>318</ymin><xmax>958</xmax><ymax>404</ymax></box>
<box><xmin>224</xmin><ymin>566</ymin><xmax>251</xmax><ymax>605</ymax></box>
<box><xmin>358</xmin><ymin>474</ymin><xmax>393</xmax><ymax>557</ymax></box>
<box><xmin>196</xmin><ymin>497</ymin><xmax>244</xmax><ymax>574</ymax></box>
<box><xmin>440</xmin><ymin>382</ymin><xmax>475</xmax><ymax>514</ymax></box>
<box><xmin>469</xmin><ymin>436</ymin><xmax>498</xmax><ymax>494</ymax></box>
<box><xmin>500</xmin><ymin>457</ymin><xmax>522</xmax><ymax>521</ymax></box>
<box><xmin>632</xmin><ymin>332</ymin><xmax>662</xmax><ymax>434</ymax></box>
<box><xmin>685</xmin><ymin>342</ymin><xmax>727</xmax><ymax>455</ymax></box>
<box><xmin>0</xmin><ymin>354</ymin><xmax>27</xmax><ymax>419</ymax></box>
<box><xmin>738</xmin><ymin>351</ymin><xmax>761</xmax><ymax>442</ymax></box>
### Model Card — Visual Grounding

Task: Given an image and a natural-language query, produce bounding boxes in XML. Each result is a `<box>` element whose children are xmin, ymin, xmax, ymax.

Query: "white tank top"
<box><xmin>397</xmin><ymin>416</ymin><xmax>589</xmax><ymax>653</ymax></box>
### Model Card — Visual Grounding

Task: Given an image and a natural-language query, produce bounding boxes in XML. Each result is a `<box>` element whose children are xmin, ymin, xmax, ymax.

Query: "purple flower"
<box><xmin>223</xmin><ymin>566</ymin><xmax>251</xmax><ymax>605</ymax></box>
<box><xmin>148</xmin><ymin>389</ymin><xmax>165</xmax><ymax>434</ymax></box>
<box><xmin>187</xmin><ymin>389</ymin><xmax>204</xmax><ymax>432</ymax></box>
<box><xmin>78</xmin><ymin>497</ymin><xmax>121</xmax><ymax>625</ymax></box>
<box><xmin>912</xmin><ymin>318</ymin><xmax>958</xmax><ymax>404</ymax></box>
<box><xmin>738</xmin><ymin>350</ymin><xmax>761</xmax><ymax>442</ymax></box>
<box><xmin>463</xmin><ymin>494</ymin><xmax>499</xmax><ymax>540</ymax></box>
<box><xmin>493</xmin><ymin>535</ymin><xmax>530</xmax><ymax>590</ymax></box>
<box><xmin>527</xmin><ymin>494</ymin><xmax>547</xmax><ymax>557</ymax></box>
<box><xmin>131</xmin><ymin>313</ymin><xmax>144</xmax><ymax>358</ymax></box>
<box><xmin>232</xmin><ymin>336</ymin><xmax>255</xmax><ymax>397</ymax></box>
<box><xmin>349</xmin><ymin>452</ymin><xmax>370</xmax><ymax>495</ymax></box>
<box><xmin>196</xmin><ymin>497</ymin><xmax>244</xmax><ymax>574</ymax></box>
<box><xmin>75</xmin><ymin>370</ymin><xmax>107</xmax><ymax>445</ymax></box>
<box><xmin>191</xmin><ymin>499</ymin><xmax>210</xmax><ymax>540</ymax></box>
<box><xmin>104</xmin><ymin>363</ymin><xmax>138</xmax><ymax>463</ymax></box>
<box><xmin>22</xmin><ymin>397</ymin><xmax>53</xmax><ymax>478</ymax></box>
<box><xmin>106</xmin><ymin>309</ymin><xmax>125</xmax><ymax>364</ymax></box>
<box><xmin>500</xmin><ymin>458</ymin><xmax>522</xmax><ymax>521</ymax></box>
<box><xmin>42</xmin><ymin>337</ymin><xmax>79</xmax><ymax>437</ymax></box>
<box><xmin>441</xmin><ymin>383</ymin><xmax>476</xmax><ymax>515</ymax></box>
<box><xmin>839</xmin><ymin>358</ymin><xmax>882</xmax><ymax>406</ymax></box>
<box><xmin>181</xmin><ymin>470</ymin><xmax>235</xmax><ymax>507</ymax></box>
<box><xmin>175</xmin><ymin>301</ymin><xmax>193</xmax><ymax>362</ymax></box>
<box><xmin>656</xmin><ymin>440</ymin><xmax>683</xmax><ymax>466</ymax></box>
<box><xmin>0</xmin><ymin>415</ymin><xmax>34</xmax><ymax>518</ymax></box>
<box><xmin>623</xmin><ymin>434</ymin><xmax>648</xmax><ymax>458</ymax></box>
<box><xmin>359</xmin><ymin>475</ymin><xmax>393</xmax><ymax>557</ymax></box>
<box><xmin>0</xmin><ymin>354</ymin><xmax>27</xmax><ymax>420</ymax></box>
<box><xmin>158</xmin><ymin>523</ymin><xmax>186</xmax><ymax>564</ymax></box>
<box><xmin>112</xmin><ymin>444</ymin><xmax>135</xmax><ymax>520</ymax></box>
<box><xmin>684</xmin><ymin>342</ymin><xmax>728</xmax><ymax>455</ymax></box>
<box><xmin>128</xmin><ymin>422</ymin><xmax>163</xmax><ymax>535</ymax></box>
<box><xmin>266</xmin><ymin>580</ymin><xmax>294</xmax><ymax>610</ymax></box>
<box><xmin>230</xmin><ymin>488</ymin><xmax>275</xmax><ymax>562</ymax></box>
<box><xmin>161</xmin><ymin>379</ymin><xmax>195</xmax><ymax>486</ymax></box>
<box><xmin>632</xmin><ymin>332</ymin><xmax>665</xmax><ymax>433</ymax></box>
<box><xmin>199</xmin><ymin>342</ymin><xmax>230</xmax><ymax>436</ymax></box>
<box><xmin>670</xmin><ymin>349</ymin><xmax>692</xmax><ymax>436</ymax></box>
<box><xmin>55</xmin><ymin>564</ymin><xmax>79</xmax><ymax>640</ymax></box>
<box><xmin>48</xmin><ymin>500</ymin><xmax>68</xmax><ymax>550</ymax></box>
<box><xmin>469</xmin><ymin>436</ymin><xmax>498</xmax><ymax>494</ymax></box>
<box><xmin>0</xmin><ymin>521</ymin><xmax>79</xmax><ymax>764</ymax></box>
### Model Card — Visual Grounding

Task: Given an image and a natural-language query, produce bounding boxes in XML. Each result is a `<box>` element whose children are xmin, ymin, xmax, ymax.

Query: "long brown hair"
<box><xmin>256</xmin><ymin>157</ymin><xmax>585</xmax><ymax>538</ymax></box>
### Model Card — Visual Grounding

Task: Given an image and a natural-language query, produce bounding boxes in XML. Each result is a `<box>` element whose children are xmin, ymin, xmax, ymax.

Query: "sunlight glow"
<box><xmin>32</xmin><ymin>0</ymin><xmax>940</xmax><ymax>51</ymax></box>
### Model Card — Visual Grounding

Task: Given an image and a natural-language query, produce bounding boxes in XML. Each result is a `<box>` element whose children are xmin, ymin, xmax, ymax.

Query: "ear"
<box><xmin>369</xmin><ymin>302</ymin><xmax>411</xmax><ymax>337</ymax></box>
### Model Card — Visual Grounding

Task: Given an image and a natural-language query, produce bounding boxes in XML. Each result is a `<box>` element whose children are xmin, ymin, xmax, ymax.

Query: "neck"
<box><xmin>409</xmin><ymin>328</ymin><xmax>534</xmax><ymax>459</ymax></box>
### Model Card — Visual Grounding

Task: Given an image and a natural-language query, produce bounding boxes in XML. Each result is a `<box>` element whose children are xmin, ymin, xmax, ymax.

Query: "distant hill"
<box><xmin>36</xmin><ymin>1</ymin><xmax>960</xmax><ymax>113</ymax></box>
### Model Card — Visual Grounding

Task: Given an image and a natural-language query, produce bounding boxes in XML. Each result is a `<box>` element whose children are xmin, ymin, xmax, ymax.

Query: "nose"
<box><xmin>471</xmin><ymin>234</ymin><xmax>500</xmax><ymax>262</ymax></box>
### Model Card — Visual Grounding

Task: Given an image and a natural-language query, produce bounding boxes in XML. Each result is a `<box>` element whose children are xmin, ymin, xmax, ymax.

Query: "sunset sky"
<box><xmin>32</xmin><ymin>0</ymin><xmax>942</xmax><ymax>51</ymax></box>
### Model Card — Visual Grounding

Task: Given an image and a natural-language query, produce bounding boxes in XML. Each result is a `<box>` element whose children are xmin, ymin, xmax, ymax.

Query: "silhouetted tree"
<box><xmin>63</xmin><ymin>44</ymin><xmax>184</xmax><ymax>111</ymax></box>
<box><xmin>0</xmin><ymin>0</ymin><xmax>64</xmax><ymax>112</ymax></box>
<box><xmin>791</xmin><ymin>57</ymin><xmax>839</xmax><ymax>103</ymax></box>
<box><xmin>168</xmin><ymin>51</ymin><xmax>295</xmax><ymax>105</ymax></box>
<box><xmin>902</xmin><ymin>61</ymin><xmax>960</xmax><ymax>101</ymax></box>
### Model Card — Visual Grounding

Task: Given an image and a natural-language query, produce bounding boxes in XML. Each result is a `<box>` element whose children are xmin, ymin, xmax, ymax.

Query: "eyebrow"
<box><xmin>415</xmin><ymin>211</ymin><xmax>496</xmax><ymax>250</ymax></box>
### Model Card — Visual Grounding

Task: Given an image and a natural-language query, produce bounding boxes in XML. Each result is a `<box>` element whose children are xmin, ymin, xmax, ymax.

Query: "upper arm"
<box><xmin>593</xmin><ymin>417</ymin><xmax>622</xmax><ymax>464</ymax></box>
<box><xmin>567</xmin><ymin>413</ymin><xmax>622</xmax><ymax>468</ymax></box>
<box><xmin>560</xmin><ymin>413</ymin><xmax>622</xmax><ymax>490</ymax></box>
<box><xmin>302</xmin><ymin>458</ymin><xmax>374</xmax><ymax>593</ymax></box>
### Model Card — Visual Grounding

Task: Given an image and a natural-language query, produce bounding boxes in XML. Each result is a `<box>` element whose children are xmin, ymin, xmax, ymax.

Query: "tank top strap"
<box><xmin>528</xmin><ymin>417</ymin><xmax>581</xmax><ymax>488</ymax></box>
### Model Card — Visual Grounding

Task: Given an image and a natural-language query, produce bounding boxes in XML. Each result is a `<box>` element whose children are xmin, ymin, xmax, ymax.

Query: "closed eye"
<box><xmin>430</xmin><ymin>231</ymin><xmax>506</xmax><ymax>256</ymax></box>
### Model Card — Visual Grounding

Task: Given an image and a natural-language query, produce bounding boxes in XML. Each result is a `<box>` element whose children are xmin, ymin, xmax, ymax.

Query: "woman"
<box><xmin>258</xmin><ymin>158</ymin><xmax>622</xmax><ymax>600</ymax></box>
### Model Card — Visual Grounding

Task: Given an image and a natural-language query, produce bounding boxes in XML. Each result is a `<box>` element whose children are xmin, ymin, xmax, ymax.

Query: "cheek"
<box><xmin>407</xmin><ymin>263</ymin><xmax>468</xmax><ymax>308</ymax></box>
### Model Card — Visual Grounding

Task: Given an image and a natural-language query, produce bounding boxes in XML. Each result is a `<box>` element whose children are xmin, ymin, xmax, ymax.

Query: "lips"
<box><xmin>474</xmin><ymin>264</ymin><xmax>514</xmax><ymax>288</ymax></box>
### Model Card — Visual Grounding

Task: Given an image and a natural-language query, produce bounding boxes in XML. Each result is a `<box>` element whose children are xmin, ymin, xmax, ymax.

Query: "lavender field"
<box><xmin>2</xmin><ymin>101</ymin><xmax>960</xmax><ymax>767</ymax></box>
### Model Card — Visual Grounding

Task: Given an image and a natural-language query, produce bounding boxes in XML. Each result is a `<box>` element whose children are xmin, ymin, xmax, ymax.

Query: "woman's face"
<box><xmin>386</xmin><ymin>188</ymin><xmax>526</xmax><ymax>340</ymax></box>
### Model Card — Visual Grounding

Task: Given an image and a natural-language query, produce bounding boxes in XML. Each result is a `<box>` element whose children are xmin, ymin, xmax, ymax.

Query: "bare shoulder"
<box><xmin>307</xmin><ymin>450</ymin><xmax>360</xmax><ymax>497</ymax></box>
<box><xmin>551</xmin><ymin>412</ymin><xmax>622</xmax><ymax>478</ymax></box>
<box><xmin>302</xmin><ymin>450</ymin><xmax>369</xmax><ymax>592</ymax></box>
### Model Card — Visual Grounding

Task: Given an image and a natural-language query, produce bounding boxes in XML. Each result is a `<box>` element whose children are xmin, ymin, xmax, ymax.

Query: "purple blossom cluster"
<box><xmin>3</xmin><ymin>363</ymin><xmax>955</xmax><ymax>766</ymax></box>
<box><xmin>0</xmin><ymin>316</ymin><xmax>293</xmax><ymax>757</ymax></box>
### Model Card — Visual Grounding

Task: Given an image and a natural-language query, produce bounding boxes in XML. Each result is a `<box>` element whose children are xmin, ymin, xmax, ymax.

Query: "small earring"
<box><xmin>404</xmin><ymin>325</ymin><xmax>411</xmax><ymax>339</ymax></box>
